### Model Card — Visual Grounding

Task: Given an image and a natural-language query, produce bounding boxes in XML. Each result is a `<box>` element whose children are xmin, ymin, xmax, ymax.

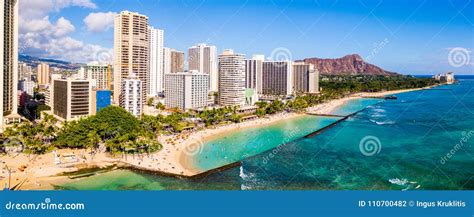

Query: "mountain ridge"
<box><xmin>19</xmin><ymin>54</ymin><xmax>81</xmax><ymax>70</ymax></box>
<box><xmin>302</xmin><ymin>54</ymin><xmax>397</xmax><ymax>76</ymax></box>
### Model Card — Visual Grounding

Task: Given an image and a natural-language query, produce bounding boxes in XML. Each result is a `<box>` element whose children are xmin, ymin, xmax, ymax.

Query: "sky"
<box><xmin>19</xmin><ymin>0</ymin><xmax>474</xmax><ymax>75</ymax></box>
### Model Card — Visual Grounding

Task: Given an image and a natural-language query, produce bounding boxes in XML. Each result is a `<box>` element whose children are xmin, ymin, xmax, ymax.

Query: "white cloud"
<box><xmin>54</xmin><ymin>0</ymin><xmax>97</xmax><ymax>10</ymax></box>
<box><xmin>19</xmin><ymin>0</ymin><xmax>113</xmax><ymax>63</ymax></box>
<box><xmin>54</xmin><ymin>17</ymin><xmax>76</xmax><ymax>37</ymax></box>
<box><xmin>19</xmin><ymin>0</ymin><xmax>96</xmax><ymax>20</ymax></box>
<box><xmin>84</xmin><ymin>12</ymin><xmax>117</xmax><ymax>32</ymax></box>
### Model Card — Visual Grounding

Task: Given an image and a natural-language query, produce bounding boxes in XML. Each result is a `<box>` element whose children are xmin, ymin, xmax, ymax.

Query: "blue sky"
<box><xmin>20</xmin><ymin>0</ymin><xmax>474</xmax><ymax>75</ymax></box>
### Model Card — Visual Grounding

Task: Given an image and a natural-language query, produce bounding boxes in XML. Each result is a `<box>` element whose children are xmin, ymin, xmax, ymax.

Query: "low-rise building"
<box><xmin>120</xmin><ymin>74</ymin><xmax>143</xmax><ymax>117</ymax></box>
<box><xmin>52</xmin><ymin>78</ymin><xmax>93</xmax><ymax>121</ymax></box>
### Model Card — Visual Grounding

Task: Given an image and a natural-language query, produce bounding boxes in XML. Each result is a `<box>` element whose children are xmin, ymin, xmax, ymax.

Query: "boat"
<box><xmin>385</xmin><ymin>95</ymin><xmax>397</xmax><ymax>100</ymax></box>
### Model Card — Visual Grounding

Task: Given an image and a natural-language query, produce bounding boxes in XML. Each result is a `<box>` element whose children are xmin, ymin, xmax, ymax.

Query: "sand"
<box><xmin>0</xmin><ymin>149</ymin><xmax>118</xmax><ymax>190</ymax></box>
<box><xmin>0</xmin><ymin>87</ymin><xmax>430</xmax><ymax>190</ymax></box>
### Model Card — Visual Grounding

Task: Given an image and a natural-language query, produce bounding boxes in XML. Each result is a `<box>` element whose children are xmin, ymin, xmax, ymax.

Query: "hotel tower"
<box><xmin>114</xmin><ymin>11</ymin><xmax>149</xmax><ymax>105</ymax></box>
<box><xmin>148</xmin><ymin>26</ymin><xmax>164</xmax><ymax>96</ymax></box>
<box><xmin>245</xmin><ymin>55</ymin><xmax>264</xmax><ymax>94</ymax></box>
<box><xmin>261</xmin><ymin>61</ymin><xmax>293</xmax><ymax>96</ymax></box>
<box><xmin>217</xmin><ymin>49</ymin><xmax>246</xmax><ymax>106</ymax></box>
<box><xmin>1</xmin><ymin>0</ymin><xmax>20</xmax><ymax>130</ymax></box>
<box><xmin>188</xmin><ymin>44</ymin><xmax>218</xmax><ymax>91</ymax></box>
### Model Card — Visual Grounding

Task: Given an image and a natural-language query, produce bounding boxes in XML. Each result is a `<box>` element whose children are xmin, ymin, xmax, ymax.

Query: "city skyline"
<box><xmin>18</xmin><ymin>0</ymin><xmax>474</xmax><ymax>75</ymax></box>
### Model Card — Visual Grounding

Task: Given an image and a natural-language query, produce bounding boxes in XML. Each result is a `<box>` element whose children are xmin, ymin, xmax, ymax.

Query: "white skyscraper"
<box><xmin>164</xmin><ymin>71</ymin><xmax>209</xmax><ymax>110</ymax></box>
<box><xmin>120</xmin><ymin>74</ymin><xmax>143</xmax><ymax>117</ymax></box>
<box><xmin>188</xmin><ymin>43</ymin><xmax>218</xmax><ymax>91</ymax></box>
<box><xmin>163</xmin><ymin>47</ymin><xmax>171</xmax><ymax>75</ymax></box>
<box><xmin>1</xmin><ymin>0</ymin><xmax>20</xmax><ymax>129</ymax></box>
<box><xmin>218</xmin><ymin>49</ymin><xmax>246</xmax><ymax>106</ymax></box>
<box><xmin>149</xmin><ymin>27</ymin><xmax>164</xmax><ymax>95</ymax></box>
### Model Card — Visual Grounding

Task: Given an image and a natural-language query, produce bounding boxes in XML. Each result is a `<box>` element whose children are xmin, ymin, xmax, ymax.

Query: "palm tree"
<box><xmin>87</xmin><ymin>131</ymin><xmax>101</xmax><ymax>150</ymax></box>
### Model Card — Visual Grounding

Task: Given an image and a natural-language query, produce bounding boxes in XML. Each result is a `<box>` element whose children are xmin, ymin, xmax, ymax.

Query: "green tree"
<box><xmin>147</xmin><ymin>98</ymin><xmax>154</xmax><ymax>106</ymax></box>
<box><xmin>155</xmin><ymin>102</ymin><xmax>165</xmax><ymax>110</ymax></box>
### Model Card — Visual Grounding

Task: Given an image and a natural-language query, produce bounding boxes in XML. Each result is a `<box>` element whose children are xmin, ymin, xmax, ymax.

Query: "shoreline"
<box><xmin>175</xmin><ymin>86</ymin><xmax>433</xmax><ymax>174</ymax></box>
<box><xmin>0</xmin><ymin>87</ymin><xmax>431</xmax><ymax>190</ymax></box>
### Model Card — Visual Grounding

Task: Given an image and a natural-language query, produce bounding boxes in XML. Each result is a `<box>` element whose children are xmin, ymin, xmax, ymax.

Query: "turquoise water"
<box><xmin>59</xmin><ymin>77</ymin><xmax>474</xmax><ymax>190</ymax></box>
<box><xmin>193</xmin><ymin>115</ymin><xmax>340</xmax><ymax>171</ymax></box>
<box><xmin>332</xmin><ymin>98</ymin><xmax>381</xmax><ymax>116</ymax></box>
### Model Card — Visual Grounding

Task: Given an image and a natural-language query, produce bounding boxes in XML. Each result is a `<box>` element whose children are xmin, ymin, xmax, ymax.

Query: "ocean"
<box><xmin>58</xmin><ymin>76</ymin><xmax>474</xmax><ymax>190</ymax></box>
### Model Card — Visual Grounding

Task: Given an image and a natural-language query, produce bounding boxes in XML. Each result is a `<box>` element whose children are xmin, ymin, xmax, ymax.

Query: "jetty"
<box><xmin>422</xmin><ymin>88</ymin><xmax>452</xmax><ymax>91</ymax></box>
<box><xmin>305</xmin><ymin>113</ymin><xmax>346</xmax><ymax>118</ymax></box>
<box><xmin>362</xmin><ymin>95</ymin><xmax>398</xmax><ymax>100</ymax></box>
<box><xmin>164</xmin><ymin>107</ymin><xmax>371</xmax><ymax>179</ymax></box>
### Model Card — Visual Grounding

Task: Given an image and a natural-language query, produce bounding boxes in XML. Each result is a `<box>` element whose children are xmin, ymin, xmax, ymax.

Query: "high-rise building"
<box><xmin>434</xmin><ymin>72</ymin><xmax>455</xmax><ymax>84</ymax></box>
<box><xmin>114</xmin><ymin>11</ymin><xmax>149</xmax><ymax>104</ymax></box>
<box><xmin>170</xmin><ymin>50</ymin><xmax>185</xmax><ymax>73</ymax></box>
<box><xmin>1</xmin><ymin>0</ymin><xmax>20</xmax><ymax>129</ymax></box>
<box><xmin>188</xmin><ymin>43</ymin><xmax>218</xmax><ymax>91</ymax></box>
<box><xmin>163</xmin><ymin>47</ymin><xmax>171</xmax><ymax>75</ymax></box>
<box><xmin>245</xmin><ymin>55</ymin><xmax>264</xmax><ymax>94</ymax></box>
<box><xmin>46</xmin><ymin>74</ymin><xmax>63</xmax><ymax>108</ymax></box>
<box><xmin>120</xmin><ymin>74</ymin><xmax>143</xmax><ymax>117</ymax></box>
<box><xmin>164</xmin><ymin>71</ymin><xmax>209</xmax><ymax>110</ymax></box>
<box><xmin>293</xmin><ymin>62</ymin><xmax>319</xmax><ymax>94</ymax></box>
<box><xmin>18</xmin><ymin>78</ymin><xmax>35</xmax><ymax>96</ymax></box>
<box><xmin>18</xmin><ymin>62</ymin><xmax>32</xmax><ymax>80</ymax></box>
<box><xmin>79</xmin><ymin>64</ymin><xmax>112</xmax><ymax>90</ymax></box>
<box><xmin>148</xmin><ymin>27</ymin><xmax>164</xmax><ymax>95</ymax></box>
<box><xmin>163</xmin><ymin>48</ymin><xmax>185</xmax><ymax>74</ymax></box>
<box><xmin>261</xmin><ymin>61</ymin><xmax>293</xmax><ymax>96</ymax></box>
<box><xmin>218</xmin><ymin>49</ymin><xmax>246</xmax><ymax>106</ymax></box>
<box><xmin>52</xmin><ymin>78</ymin><xmax>93</xmax><ymax>121</ymax></box>
<box><xmin>37</xmin><ymin>63</ymin><xmax>50</xmax><ymax>85</ymax></box>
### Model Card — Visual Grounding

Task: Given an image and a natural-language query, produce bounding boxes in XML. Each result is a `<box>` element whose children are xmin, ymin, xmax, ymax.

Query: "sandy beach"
<box><xmin>0</xmin><ymin>87</ymin><xmax>430</xmax><ymax>190</ymax></box>
<box><xmin>0</xmin><ymin>149</ymin><xmax>118</xmax><ymax>190</ymax></box>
